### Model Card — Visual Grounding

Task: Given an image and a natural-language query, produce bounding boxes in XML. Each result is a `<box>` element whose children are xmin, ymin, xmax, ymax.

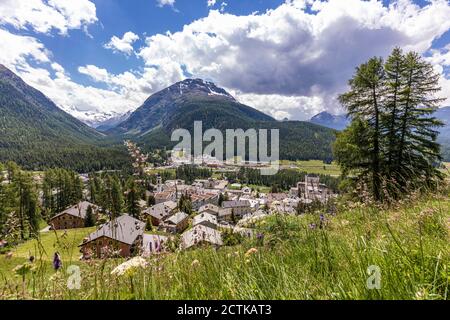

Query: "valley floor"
<box><xmin>0</xmin><ymin>192</ymin><xmax>449</xmax><ymax>300</ymax></box>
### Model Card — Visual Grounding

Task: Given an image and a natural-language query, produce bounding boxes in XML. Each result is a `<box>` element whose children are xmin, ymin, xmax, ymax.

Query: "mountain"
<box><xmin>0</xmin><ymin>65</ymin><xmax>129</xmax><ymax>171</ymax></box>
<box><xmin>110</xmin><ymin>79</ymin><xmax>274</xmax><ymax>135</ymax></box>
<box><xmin>109</xmin><ymin>79</ymin><xmax>337</xmax><ymax>161</ymax></box>
<box><xmin>95</xmin><ymin>110</ymin><xmax>133</xmax><ymax>131</ymax></box>
<box><xmin>59</xmin><ymin>106</ymin><xmax>131</xmax><ymax>129</ymax></box>
<box><xmin>309</xmin><ymin>111</ymin><xmax>349</xmax><ymax>130</ymax></box>
<box><xmin>309</xmin><ymin>108</ymin><xmax>450</xmax><ymax>161</ymax></box>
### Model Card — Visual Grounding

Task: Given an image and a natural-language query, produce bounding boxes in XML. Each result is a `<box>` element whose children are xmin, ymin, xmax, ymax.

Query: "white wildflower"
<box><xmin>111</xmin><ymin>256</ymin><xmax>148</xmax><ymax>277</ymax></box>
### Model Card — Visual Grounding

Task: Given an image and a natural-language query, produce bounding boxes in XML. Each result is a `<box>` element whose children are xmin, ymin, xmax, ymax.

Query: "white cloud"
<box><xmin>1</xmin><ymin>0</ymin><xmax>450</xmax><ymax>124</ymax></box>
<box><xmin>233</xmin><ymin>91</ymin><xmax>325</xmax><ymax>121</ymax></box>
<box><xmin>137</xmin><ymin>0</ymin><xmax>450</xmax><ymax>119</ymax></box>
<box><xmin>104</xmin><ymin>31</ymin><xmax>139</xmax><ymax>55</ymax></box>
<box><xmin>0</xmin><ymin>29</ymin><xmax>51</xmax><ymax>67</ymax></box>
<box><xmin>207</xmin><ymin>0</ymin><xmax>216</xmax><ymax>7</ymax></box>
<box><xmin>0</xmin><ymin>0</ymin><xmax>97</xmax><ymax>35</ymax></box>
<box><xmin>157</xmin><ymin>0</ymin><xmax>175</xmax><ymax>7</ymax></box>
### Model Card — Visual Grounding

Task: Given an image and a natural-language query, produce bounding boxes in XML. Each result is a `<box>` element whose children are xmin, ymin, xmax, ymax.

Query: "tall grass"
<box><xmin>0</xmin><ymin>193</ymin><xmax>448</xmax><ymax>300</ymax></box>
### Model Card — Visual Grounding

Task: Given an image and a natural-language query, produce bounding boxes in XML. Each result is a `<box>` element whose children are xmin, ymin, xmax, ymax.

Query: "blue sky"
<box><xmin>0</xmin><ymin>0</ymin><xmax>449</xmax><ymax>123</ymax></box>
<box><xmin>35</xmin><ymin>0</ymin><xmax>288</xmax><ymax>85</ymax></box>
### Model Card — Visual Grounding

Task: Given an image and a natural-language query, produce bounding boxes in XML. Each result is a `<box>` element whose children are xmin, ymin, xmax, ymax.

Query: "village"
<box><xmin>46</xmin><ymin>141</ymin><xmax>337</xmax><ymax>260</ymax></box>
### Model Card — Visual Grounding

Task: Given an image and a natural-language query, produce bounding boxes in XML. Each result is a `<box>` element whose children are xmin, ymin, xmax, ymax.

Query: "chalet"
<box><xmin>143</xmin><ymin>201</ymin><xmax>177</xmax><ymax>226</ymax></box>
<box><xmin>181</xmin><ymin>224</ymin><xmax>223</xmax><ymax>249</ymax></box>
<box><xmin>162</xmin><ymin>211</ymin><xmax>189</xmax><ymax>234</ymax></box>
<box><xmin>193</xmin><ymin>212</ymin><xmax>218</xmax><ymax>229</ymax></box>
<box><xmin>79</xmin><ymin>215</ymin><xmax>145</xmax><ymax>259</ymax></box>
<box><xmin>49</xmin><ymin>201</ymin><xmax>98</xmax><ymax>230</ymax></box>
<box><xmin>222</xmin><ymin>200</ymin><xmax>252</xmax><ymax>217</ymax></box>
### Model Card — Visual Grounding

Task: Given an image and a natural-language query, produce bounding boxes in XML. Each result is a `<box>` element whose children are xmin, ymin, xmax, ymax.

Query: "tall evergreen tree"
<box><xmin>111</xmin><ymin>176</ymin><xmax>124</xmax><ymax>218</ymax></box>
<box><xmin>334</xmin><ymin>49</ymin><xmax>444</xmax><ymax>201</ymax></box>
<box><xmin>338</xmin><ymin>57</ymin><xmax>385</xmax><ymax>200</ymax></box>
<box><xmin>126</xmin><ymin>179</ymin><xmax>140</xmax><ymax>219</ymax></box>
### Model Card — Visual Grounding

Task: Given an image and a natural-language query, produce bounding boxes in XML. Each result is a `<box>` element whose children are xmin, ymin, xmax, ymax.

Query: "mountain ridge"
<box><xmin>109</xmin><ymin>78</ymin><xmax>337</xmax><ymax>161</ymax></box>
<box><xmin>0</xmin><ymin>65</ymin><xmax>129</xmax><ymax>171</ymax></box>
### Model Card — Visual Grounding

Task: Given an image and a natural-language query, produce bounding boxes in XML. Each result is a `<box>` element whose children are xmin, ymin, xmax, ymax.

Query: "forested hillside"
<box><xmin>0</xmin><ymin>65</ymin><xmax>130</xmax><ymax>172</ymax></box>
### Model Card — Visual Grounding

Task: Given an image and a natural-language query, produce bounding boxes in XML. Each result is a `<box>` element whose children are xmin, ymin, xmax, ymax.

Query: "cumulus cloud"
<box><xmin>0</xmin><ymin>29</ymin><xmax>51</xmax><ymax>67</ymax></box>
<box><xmin>157</xmin><ymin>0</ymin><xmax>175</xmax><ymax>7</ymax></box>
<box><xmin>138</xmin><ymin>0</ymin><xmax>450</xmax><ymax>119</ymax></box>
<box><xmin>0</xmin><ymin>0</ymin><xmax>97</xmax><ymax>35</ymax></box>
<box><xmin>207</xmin><ymin>0</ymin><xmax>217</xmax><ymax>7</ymax></box>
<box><xmin>1</xmin><ymin>0</ymin><xmax>450</xmax><ymax>124</ymax></box>
<box><xmin>104</xmin><ymin>31</ymin><xmax>139</xmax><ymax>55</ymax></box>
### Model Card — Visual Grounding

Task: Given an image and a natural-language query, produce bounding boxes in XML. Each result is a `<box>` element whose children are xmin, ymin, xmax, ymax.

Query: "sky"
<box><xmin>0</xmin><ymin>0</ymin><xmax>450</xmax><ymax>124</ymax></box>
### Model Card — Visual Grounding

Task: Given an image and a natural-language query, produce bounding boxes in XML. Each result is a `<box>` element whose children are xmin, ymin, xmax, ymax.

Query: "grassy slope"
<box><xmin>280</xmin><ymin>160</ymin><xmax>341</xmax><ymax>176</ymax></box>
<box><xmin>0</xmin><ymin>195</ymin><xmax>448</xmax><ymax>300</ymax></box>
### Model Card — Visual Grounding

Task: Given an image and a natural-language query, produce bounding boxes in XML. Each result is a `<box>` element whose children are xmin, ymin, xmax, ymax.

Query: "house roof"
<box><xmin>83</xmin><ymin>215</ymin><xmax>145</xmax><ymax>245</ymax></box>
<box><xmin>51</xmin><ymin>201</ymin><xmax>97</xmax><ymax>220</ymax></box>
<box><xmin>144</xmin><ymin>201</ymin><xmax>177</xmax><ymax>220</ymax></box>
<box><xmin>166</xmin><ymin>211</ymin><xmax>189</xmax><ymax>225</ymax></box>
<box><xmin>199</xmin><ymin>203</ymin><xmax>220</xmax><ymax>214</ymax></box>
<box><xmin>222</xmin><ymin>200</ymin><xmax>251</xmax><ymax>208</ymax></box>
<box><xmin>193</xmin><ymin>212</ymin><xmax>217</xmax><ymax>227</ymax></box>
<box><xmin>181</xmin><ymin>224</ymin><xmax>223</xmax><ymax>249</ymax></box>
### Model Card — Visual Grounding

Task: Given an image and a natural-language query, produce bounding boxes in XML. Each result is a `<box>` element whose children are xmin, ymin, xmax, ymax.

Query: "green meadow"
<box><xmin>0</xmin><ymin>192</ymin><xmax>448</xmax><ymax>300</ymax></box>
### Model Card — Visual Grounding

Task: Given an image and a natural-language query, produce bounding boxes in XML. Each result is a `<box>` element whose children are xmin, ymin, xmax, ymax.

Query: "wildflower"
<box><xmin>245</xmin><ymin>248</ymin><xmax>258</xmax><ymax>257</ymax></box>
<box><xmin>53</xmin><ymin>252</ymin><xmax>62</xmax><ymax>271</ymax></box>
<box><xmin>191</xmin><ymin>259</ymin><xmax>200</xmax><ymax>267</ymax></box>
<box><xmin>308</xmin><ymin>223</ymin><xmax>317</xmax><ymax>230</ymax></box>
<box><xmin>111</xmin><ymin>256</ymin><xmax>148</xmax><ymax>277</ymax></box>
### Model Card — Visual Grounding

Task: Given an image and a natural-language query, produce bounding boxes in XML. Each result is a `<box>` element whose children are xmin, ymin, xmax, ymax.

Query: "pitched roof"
<box><xmin>222</xmin><ymin>200</ymin><xmax>251</xmax><ymax>208</ymax></box>
<box><xmin>51</xmin><ymin>201</ymin><xmax>96</xmax><ymax>220</ymax></box>
<box><xmin>181</xmin><ymin>225</ymin><xmax>223</xmax><ymax>249</ymax></box>
<box><xmin>198</xmin><ymin>203</ymin><xmax>220</xmax><ymax>214</ymax></box>
<box><xmin>166</xmin><ymin>211</ymin><xmax>189</xmax><ymax>225</ymax></box>
<box><xmin>193</xmin><ymin>212</ymin><xmax>218</xmax><ymax>227</ymax></box>
<box><xmin>83</xmin><ymin>215</ymin><xmax>145</xmax><ymax>245</ymax></box>
<box><xmin>144</xmin><ymin>201</ymin><xmax>177</xmax><ymax>220</ymax></box>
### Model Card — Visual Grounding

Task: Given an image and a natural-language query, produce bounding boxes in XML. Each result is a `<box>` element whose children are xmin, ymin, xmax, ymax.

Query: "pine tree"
<box><xmin>84</xmin><ymin>205</ymin><xmax>96</xmax><ymax>227</ymax></box>
<box><xmin>394</xmin><ymin>52</ymin><xmax>444</xmax><ymax>185</ymax></box>
<box><xmin>338</xmin><ymin>57</ymin><xmax>385</xmax><ymax>200</ymax></box>
<box><xmin>126</xmin><ymin>179</ymin><xmax>140</xmax><ymax>219</ymax></box>
<box><xmin>334</xmin><ymin>49</ymin><xmax>444</xmax><ymax>201</ymax></box>
<box><xmin>111</xmin><ymin>176</ymin><xmax>124</xmax><ymax>217</ymax></box>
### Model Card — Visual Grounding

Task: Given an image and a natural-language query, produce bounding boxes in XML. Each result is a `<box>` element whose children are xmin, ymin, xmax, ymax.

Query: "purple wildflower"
<box><xmin>53</xmin><ymin>252</ymin><xmax>62</xmax><ymax>271</ymax></box>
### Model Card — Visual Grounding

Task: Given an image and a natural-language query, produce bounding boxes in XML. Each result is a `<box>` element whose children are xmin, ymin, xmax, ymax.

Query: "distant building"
<box><xmin>143</xmin><ymin>201</ymin><xmax>177</xmax><ymax>226</ymax></box>
<box><xmin>193</xmin><ymin>212</ymin><xmax>218</xmax><ymax>229</ymax></box>
<box><xmin>142</xmin><ymin>234</ymin><xmax>169</xmax><ymax>257</ymax></box>
<box><xmin>198</xmin><ymin>203</ymin><xmax>220</xmax><ymax>216</ymax></box>
<box><xmin>295</xmin><ymin>175</ymin><xmax>332</xmax><ymax>201</ymax></box>
<box><xmin>154</xmin><ymin>190</ymin><xmax>177</xmax><ymax>204</ymax></box>
<box><xmin>79</xmin><ymin>215</ymin><xmax>145</xmax><ymax>259</ymax></box>
<box><xmin>49</xmin><ymin>201</ymin><xmax>98</xmax><ymax>230</ymax></box>
<box><xmin>181</xmin><ymin>224</ymin><xmax>223</xmax><ymax>249</ymax></box>
<box><xmin>222</xmin><ymin>200</ymin><xmax>252</xmax><ymax>217</ymax></box>
<box><xmin>162</xmin><ymin>211</ymin><xmax>189</xmax><ymax>234</ymax></box>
